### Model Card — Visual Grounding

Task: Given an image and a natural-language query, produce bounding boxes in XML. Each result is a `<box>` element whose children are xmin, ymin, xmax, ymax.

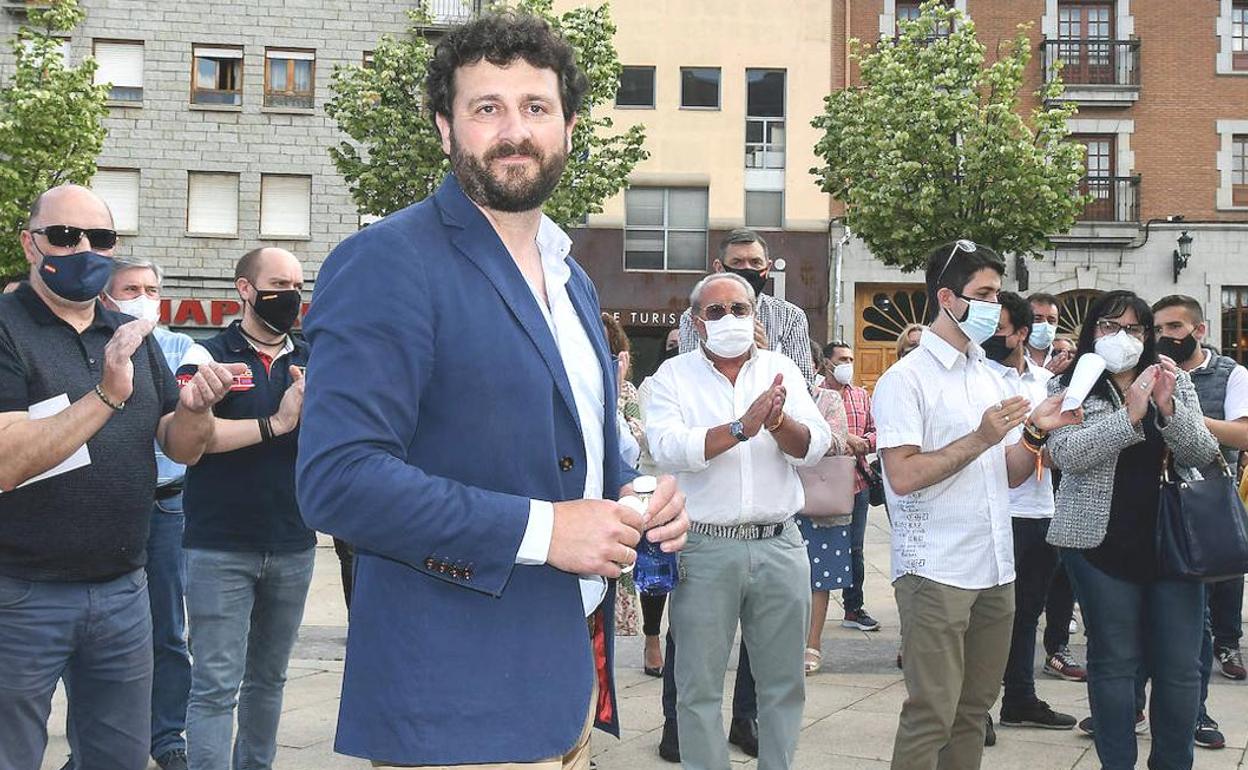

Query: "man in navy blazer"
<box><xmin>296</xmin><ymin>12</ymin><xmax>688</xmax><ymax>769</ymax></box>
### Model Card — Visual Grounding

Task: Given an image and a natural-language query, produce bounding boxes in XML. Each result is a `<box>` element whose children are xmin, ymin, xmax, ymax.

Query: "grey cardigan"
<box><xmin>1046</xmin><ymin>369</ymin><xmax>1219</xmax><ymax>550</ymax></box>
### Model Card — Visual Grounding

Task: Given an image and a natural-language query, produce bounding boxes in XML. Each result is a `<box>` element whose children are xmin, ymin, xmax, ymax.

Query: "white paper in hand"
<box><xmin>0</xmin><ymin>394</ymin><xmax>92</xmax><ymax>493</ymax></box>
<box><xmin>1061</xmin><ymin>353</ymin><xmax>1107</xmax><ymax>413</ymax></box>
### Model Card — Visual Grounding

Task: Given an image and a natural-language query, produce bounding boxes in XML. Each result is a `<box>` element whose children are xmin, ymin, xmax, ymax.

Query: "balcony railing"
<box><xmin>1043</xmin><ymin>39</ymin><xmax>1140</xmax><ymax>87</ymax></box>
<box><xmin>1077</xmin><ymin>175</ymin><xmax>1140</xmax><ymax>223</ymax></box>
<box><xmin>422</xmin><ymin>0</ymin><xmax>485</xmax><ymax>26</ymax></box>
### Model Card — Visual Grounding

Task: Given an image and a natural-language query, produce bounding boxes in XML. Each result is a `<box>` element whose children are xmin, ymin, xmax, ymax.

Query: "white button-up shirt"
<box><xmin>872</xmin><ymin>329</ymin><xmax>1015</xmax><ymax>589</ymax></box>
<box><xmin>645</xmin><ymin>346</ymin><xmax>831</xmax><ymax>526</ymax></box>
<box><xmin>989</xmin><ymin>357</ymin><xmax>1055</xmax><ymax>519</ymax></box>
<box><xmin>510</xmin><ymin>215</ymin><xmax>607</xmax><ymax>614</ymax></box>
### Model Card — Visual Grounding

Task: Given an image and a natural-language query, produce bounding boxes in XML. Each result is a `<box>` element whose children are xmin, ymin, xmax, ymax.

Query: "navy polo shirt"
<box><xmin>0</xmin><ymin>283</ymin><xmax>179</xmax><ymax>582</ymax></box>
<box><xmin>181</xmin><ymin>321</ymin><xmax>315</xmax><ymax>553</ymax></box>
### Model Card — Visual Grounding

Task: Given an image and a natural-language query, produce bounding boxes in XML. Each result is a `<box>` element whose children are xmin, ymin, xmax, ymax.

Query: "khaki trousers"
<box><xmin>891</xmin><ymin>575</ymin><xmax>1015</xmax><ymax>770</ymax></box>
<box><xmin>373</xmin><ymin>678</ymin><xmax>597</xmax><ymax>770</ymax></box>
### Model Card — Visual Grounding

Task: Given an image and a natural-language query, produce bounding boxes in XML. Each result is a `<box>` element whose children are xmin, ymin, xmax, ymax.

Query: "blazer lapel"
<box><xmin>434</xmin><ymin>176</ymin><xmax>580</xmax><ymax>428</ymax></box>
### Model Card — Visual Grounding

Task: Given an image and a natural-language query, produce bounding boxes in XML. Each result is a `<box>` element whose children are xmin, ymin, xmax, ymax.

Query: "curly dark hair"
<box><xmin>425</xmin><ymin>12</ymin><xmax>589</xmax><ymax>128</ymax></box>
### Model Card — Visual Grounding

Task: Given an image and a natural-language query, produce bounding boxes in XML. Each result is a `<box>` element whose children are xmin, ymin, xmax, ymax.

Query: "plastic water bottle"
<box><xmin>622</xmin><ymin>475</ymin><xmax>679</xmax><ymax>596</ymax></box>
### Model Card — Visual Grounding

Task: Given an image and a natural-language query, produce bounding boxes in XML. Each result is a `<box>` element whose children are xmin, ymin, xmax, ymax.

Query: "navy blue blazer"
<box><xmin>296</xmin><ymin>175</ymin><xmax>635</xmax><ymax>765</ymax></box>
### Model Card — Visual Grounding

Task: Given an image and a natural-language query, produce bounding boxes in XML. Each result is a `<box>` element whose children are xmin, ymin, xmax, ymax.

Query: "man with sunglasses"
<box><xmin>0</xmin><ymin>184</ymin><xmax>242</xmax><ymax>770</ymax></box>
<box><xmin>646</xmin><ymin>271</ymin><xmax>831</xmax><ymax>770</ymax></box>
<box><xmin>872</xmin><ymin>240</ymin><xmax>1081</xmax><ymax>770</ymax></box>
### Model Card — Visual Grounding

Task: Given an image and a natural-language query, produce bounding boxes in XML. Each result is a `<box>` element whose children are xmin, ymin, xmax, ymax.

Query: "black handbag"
<box><xmin>1156</xmin><ymin>454</ymin><xmax>1248</xmax><ymax>582</ymax></box>
<box><xmin>866</xmin><ymin>457</ymin><xmax>886</xmax><ymax>508</ymax></box>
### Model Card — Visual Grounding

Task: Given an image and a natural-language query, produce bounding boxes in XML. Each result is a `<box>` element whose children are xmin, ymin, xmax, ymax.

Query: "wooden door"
<box><xmin>1057</xmin><ymin>1</ymin><xmax>1114</xmax><ymax>83</ymax></box>
<box><xmin>854</xmin><ymin>283</ymin><xmax>928</xmax><ymax>392</ymax></box>
<box><xmin>1073</xmin><ymin>134</ymin><xmax>1115</xmax><ymax>221</ymax></box>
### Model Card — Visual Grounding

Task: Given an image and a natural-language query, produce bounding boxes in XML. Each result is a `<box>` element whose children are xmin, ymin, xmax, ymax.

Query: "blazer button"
<box><xmin>424</xmin><ymin>558</ymin><xmax>436</xmax><ymax>570</ymax></box>
<box><xmin>560</xmin><ymin>456</ymin><xmax>574</xmax><ymax>472</ymax></box>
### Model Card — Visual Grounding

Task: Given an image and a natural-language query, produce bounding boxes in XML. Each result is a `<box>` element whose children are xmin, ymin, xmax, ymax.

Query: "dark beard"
<box><xmin>450</xmin><ymin>134</ymin><xmax>567</xmax><ymax>213</ymax></box>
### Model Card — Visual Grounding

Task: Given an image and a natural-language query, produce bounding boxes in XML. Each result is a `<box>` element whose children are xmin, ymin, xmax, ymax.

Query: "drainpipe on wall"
<box><xmin>828</xmin><ymin>222</ymin><xmax>852</xmax><ymax>343</ymax></box>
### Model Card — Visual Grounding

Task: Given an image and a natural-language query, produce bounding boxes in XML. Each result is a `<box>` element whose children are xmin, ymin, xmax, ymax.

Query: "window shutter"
<box><xmin>92</xmin><ymin>169</ymin><xmax>140</xmax><ymax>233</ymax></box>
<box><xmin>187</xmin><ymin>173</ymin><xmax>239</xmax><ymax>235</ymax></box>
<box><xmin>94</xmin><ymin>41</ymin><xmax>143</xmax><ymax>88</ymax></box>
<box><xmin>260</xmin><ymin>175</ymin><xmax>311</xmax><ymax>238</ymax></box>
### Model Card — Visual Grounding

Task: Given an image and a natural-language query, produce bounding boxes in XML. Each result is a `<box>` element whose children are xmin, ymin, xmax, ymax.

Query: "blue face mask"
<box><xmin>1029</xmin><ymin>321</ymin><xmax>1056</xmax><ymax>350</ymax></box>
<box><xmin>946</xmin><ymin>295</ymin><xmax>1001</xmax><ymax>346</ymax></box>
<box><xmin>38</xmin><ymin>250</ymin><xmax>114</xmax><ymax>303</ymax></box>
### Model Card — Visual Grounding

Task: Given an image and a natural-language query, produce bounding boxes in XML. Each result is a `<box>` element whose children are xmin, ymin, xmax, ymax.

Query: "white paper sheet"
<box><xmin>1061</xmin><ymin>353</ymin><xmax>1107</xmax><ymax>413</ymax></box>
<box><xmin>0</xmin><ymin>394</ymin><xmax>92</xmax><ymax>492</ymax></box>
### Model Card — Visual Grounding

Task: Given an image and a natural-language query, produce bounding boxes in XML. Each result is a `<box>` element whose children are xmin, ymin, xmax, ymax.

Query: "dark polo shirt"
<box><xmin>0</xmin><ymin>283</ymin><xmax>179</xmax><ymax>582</ymax></box>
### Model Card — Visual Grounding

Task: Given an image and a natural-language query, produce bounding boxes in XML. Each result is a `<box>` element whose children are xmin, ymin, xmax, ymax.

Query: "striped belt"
<box><xmin>688</xmin><ymin>518</ymin><xmax>791</xmax><ymax>541</ymax></box>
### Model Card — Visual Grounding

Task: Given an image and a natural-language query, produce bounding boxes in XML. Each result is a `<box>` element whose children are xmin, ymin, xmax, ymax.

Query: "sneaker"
<box><xmin>842</xmin><ymin>608</ymin><xmax>881</xmax><ymax>631</ymax></box>
<box><xmin>1077</xmin><ymin>713</ymin><xmax>1147</xmax><ymax>736</ymax></box>
<box><xmin>1043</xmin><ymin>648</ymin><xmax>1088</xmax><ymax>682</ymax></box>
<box><xmin>984</xmin><ymin>714</ymin><xmax>996</xmax><ymax>747</ymax></box>
<box><xmin>999</xmin><ymin>700</ymin><xmax>1077</xmax><ymax>730</ymax></box>
<box><xmin>156</xmin><ymin>749</ymin><xmax>188</xmax><ymax>770</ymax></box>
<box><xmin>1216</xmin><ymin>647</ymin><xmax>1247</xmax><ymax>681</ymax></box>
<box><xmin>1195</xmin><ymin>715</ymin><xmax>1226</xmax><ymax>749</ymax></box>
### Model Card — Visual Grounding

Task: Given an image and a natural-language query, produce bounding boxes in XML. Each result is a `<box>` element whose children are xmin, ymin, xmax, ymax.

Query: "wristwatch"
<box><xmin>729</xmin><ymin>420</ymin><xmax>748</xmax><ymax>442</ymax></box>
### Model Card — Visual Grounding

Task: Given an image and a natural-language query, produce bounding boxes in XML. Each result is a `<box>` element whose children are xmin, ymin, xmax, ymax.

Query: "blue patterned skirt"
<box><xmin>795</xmin><ymin>516</ymin><xmax>853</xmax><ymax>592</ymax></box>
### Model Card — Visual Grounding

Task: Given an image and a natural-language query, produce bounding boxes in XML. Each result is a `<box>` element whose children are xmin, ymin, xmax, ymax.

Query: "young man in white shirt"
<box><xmin>982</xmin><ymin>291</ymin><xmax>1078</xmax><ymax>732</ymax></box>
<box><xmin>646</xmin><ymin>272</ymin><xmax>831</xmax><ymax>770</ymax></box>
<box><xmin>872</xmin><ymin>241</ymin><xmax>1079</xmax><ymax>770</ymax></box>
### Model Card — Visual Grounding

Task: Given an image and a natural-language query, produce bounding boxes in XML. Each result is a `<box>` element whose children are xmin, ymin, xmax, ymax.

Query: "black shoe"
<box><xmin>984</xmin><ymin>715</ymin><xmax>996</xmax><ymax>747</ymax></box>
<box><xmin>999</xmin><ymin>700</ymin><xmax>1077</xmax><ymax>730</ymax></box>
<box><xmin>658</xmin><ymin>718</ymin><xmax>680</xmax><ymax>763</ymax></box>
<box><xmin>155</xmin><ymin>748</ymin><xmax>188</xmax><ymax>770</ymax></box>
<box><xmin>1195</xmin><ymin>714</ymin><xmax>1226</xmax><ymax>749</ymax></box>
<box><xmin>728</xmin><ymin>717</ymin><xmax>759</xmax><ymax>758</ymax></box>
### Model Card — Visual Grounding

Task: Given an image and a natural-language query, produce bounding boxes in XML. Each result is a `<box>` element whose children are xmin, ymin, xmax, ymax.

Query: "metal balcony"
<box><xmin>1042</xmin><ymin>39</ymin><xmax>1141</xmax><ymax>107</ymax></box>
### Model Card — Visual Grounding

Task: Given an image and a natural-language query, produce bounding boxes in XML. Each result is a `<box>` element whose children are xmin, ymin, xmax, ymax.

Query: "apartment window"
<box><xmin>616</xmin><ymin>66</ymin><xmax>655</xmax><ymax>108</ymax></box>
<box><xmin>260</xmin><ymin>174</ymin><xmax>312</xmax><ymax>239</ymax></box>
<box><xmin>745</xmin><ymin>191</ymin><xmax>783</xmax><ymax>229</ymax></box>
<box><xmin>265</xmin><ymin>49</ymin><xmax>315</xmax><ymax>109</ymax></box>
<box><xmin>1234</xmin><ymin>135</ymin><xmax>1248</xmax><ymax>206</ymax></box>
<box><xmin>363</xmin><ymin>51</ymin><xmax>375</xmax><ymax>69</ymax></box>
<box><xmin>895</xmin><ymin>0</ymin><xmax>953</xmax><ymax>37</ymax></box>
<box><xmin>745</xmin><ymin>69</ymin><xmax>785</xmax><ymax>169</ymax></box>
<box><xmin>1236</xmin><ymin>1</ymin><xmax>1248</xmax><ymax>70</ymax></box>
<box><xmin>1074</xmin><ymin>134</ymin><xmax>1117</xmax><ymax>221</ymax></box>
<box><xmin>1223</xmin><ymin>286</ymin><xmax>1248</xmax><ymax>364</ymax></box>
<box><xmin>93</xmin><ymin>40</ymin><xmax>143</xmax><ymax>103</ymax></box>
<box><xmin>624</xmin><ymin>187</ymin><xmax>708</xmax><ymax>271</ymax></box>
<box><xmin>187</xmin><ymin>172</ymin><xmax>239</xmax><ymax>236</ymax></box>
<box><xmin>680</xmin><ymin>67</ymin><xmax>720</xmax><ymax>109</ymax></box>
<box><xmin>22</xmin><ymin>37</ymin><xmax>71</xmax><ymax>61</ymax></box>
<box><xmin>192</xmin><ymin>46</ymin><xmax>243</xmax><ymax>106</ymax></box>
<box><xmin>91</xmin><ymin>169</ymin><xmax>140</xmax><ymax>234</ymax></box>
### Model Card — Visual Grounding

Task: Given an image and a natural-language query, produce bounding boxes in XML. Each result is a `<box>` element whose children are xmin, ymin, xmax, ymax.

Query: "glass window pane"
<box><xmin>667</xmin><ymin>232</ymin><xmax>707</xmax><ymax>270</ymax></box>
<box><xmin>269</xmin><ymin>59</ymin><xmax>289</xmax><ymax>90</ymax></box>
<box><xmin>667</xmin><ymin>188</ymin><xmax>708</xmax><ymax>230</ymax></box>
<box><xmin>746</xmin><ymin>69</ymin><xmax>785</xmax><ymax>117</ymax></box>
<box><xmin>746</xmin><ymin>120</ymin><xmax>764</xmax><ymax>143</ymax></box>
<box><xmin>293</xmin><ymin>60</ymin><xmax>313</xmax><ymax>93</ymax></box>
<box><xmin>625</xmin><ymin>230</ymin><xmax>664</xmax><ymax>270</ymax></box>
<box><xmin>745</xmin><ymin>191</ymin><xmax>783</xmax><ymax>228</ymax></box>
<box><xmin>626</xmin><ymin>188</ymin><xmax>664</xmax><ymax>226</ymax></box>
<box><xmin>196</xmin><ymin>58</ymin><xmax>216</xmax><ymax>89</ymax></box>
<box><xmin>616</xmin><ymin>66</ymin><xmax>655</xmax><ymax>107</ymax></box>
<box><xmin>680</xmin><ymin>67</ymin><xmax>720</xmax><ymax>108</ymax></box>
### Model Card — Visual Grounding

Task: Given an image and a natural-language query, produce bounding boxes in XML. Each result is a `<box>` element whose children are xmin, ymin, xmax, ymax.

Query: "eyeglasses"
<box><xmin>30</xmin><ymin>225</ymin><xmax>118</xmax><ymax>251</ymax></box>
<box><xmin>702</xmin><ymin>302</ymin><xmax>753</xmax><ymax>321</ymax></box>
<box><xmin>935</xmin><ymin>239</ymin><xmax>977</xmax><ymax>284</ymax></box>
<box><xmin>1095</xmin><ymin>319</ymin><xmax>1147</xmax><ymax>340</ymax></box>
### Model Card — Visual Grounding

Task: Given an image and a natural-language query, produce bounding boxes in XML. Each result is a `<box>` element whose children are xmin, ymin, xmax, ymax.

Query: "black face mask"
<box><xmin>248</xmin><ymin>288</ymin><xmax>302</xmax><ymax>334</ymax></box>
<box><xmin>1155</xmin><ymin>333</ymin><xmax>1199</xmax><ymax>363</ymax></box>
<box><xmin>723</xmin><ymin>266</ymin><xmax>768</xmax><ymax>296</ymax></box>
<box><xmin>981</xmin><ymin>334</ymin><xmax>1015</xmax><ymax>364</ymax></box>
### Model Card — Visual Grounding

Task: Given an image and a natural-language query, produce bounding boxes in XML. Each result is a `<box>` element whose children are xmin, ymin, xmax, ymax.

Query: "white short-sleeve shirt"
<box><xmin>989</xmin><ymin>358</ymin><xmax>1055</xmax><ymax>519</ymax></box>
<box><xmin>872</xmin><ymin>329</ymin><xmax>1016</xmax><ymax>589</ymax></box>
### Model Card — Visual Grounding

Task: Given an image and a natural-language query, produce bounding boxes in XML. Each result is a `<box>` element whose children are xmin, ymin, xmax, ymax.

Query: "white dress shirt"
<box><xmin>872</xmin><ymin>329</ymin><xmax>1016</xmax><ymax>589</ymax></box>
<box><xmin>645</xmin><ymin>346</ymin><xmax>831</xmax><ymax>526</ymax></box>
<box><xmin>508</xmin><ymin>216</ymin><xmax>607</xmax><ymax>615</ymax></box>
<box><xmin>988</xmin><ymin>357</ymin><xmax>1055</xmax><ymax>519</ymax></box>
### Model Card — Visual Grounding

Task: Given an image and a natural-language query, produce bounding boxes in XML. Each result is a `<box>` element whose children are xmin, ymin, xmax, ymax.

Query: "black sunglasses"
<box><xmin>702</xmin><ymin>302</ymin><xmax>753</xmax><ymax>321</ymax></box>
<box><xmin>30</xmin><ymin>225</ymin><xmax>118</xmax><ymax>251</ymax></box>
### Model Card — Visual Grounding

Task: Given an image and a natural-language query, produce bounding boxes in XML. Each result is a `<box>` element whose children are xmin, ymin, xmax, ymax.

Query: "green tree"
<box><xmin>810</xmin><ymin>0</ymin><xmax>1087</xmax><ymax>271</ymax></box>
<box><xmin>0</xmin><ymin>0</ymin><xmax>109</xmax><ymax>275</ymax></box>
<box><xmin>327</xmin><ymin>0</ymin><xmax>648</xmax><ymax>228</ymax></box>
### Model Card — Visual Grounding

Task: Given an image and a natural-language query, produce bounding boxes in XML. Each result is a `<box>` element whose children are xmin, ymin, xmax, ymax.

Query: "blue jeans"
<box><xmin>184</xmin><ymin>548</ymin><xmax>314</xmax><ymax>770</ymax></box>
<box><xmin>1061</xmin><ymin>550</ymin><xmax>1203</xmax><ymax>770</ymax></box>
<box><xmin>841</xmin><ymin>490</ymin><xmax>870</xmax><ymax>612</ymax></box>
<box><xmin>1207</xmin><ymin>575</ymin><xmax>1243</xmax><ymax>651</ymax></box>
<box><xmin>149</xmin><ymin>495</ymin><xmax>191</xmax><ymax>759</ymax></box>
<box><xmin>0</xmin><ymin>570</ymin><xmax>153</xmax><ymax>770</ymax></box>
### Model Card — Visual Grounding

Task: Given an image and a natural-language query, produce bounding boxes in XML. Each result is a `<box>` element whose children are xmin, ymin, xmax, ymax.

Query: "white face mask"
<box><xmin>1094</xmin><ymin>330</ymin><xmax>1144</xmax><ymax>374</ymax></box>
<box><xmin>832</xmin><ymin>363</ymin><xmax>854</xmax><ymax>385</ymax></box>
<box><xmin>702</xmin><ymin>314</ymin><xmax>755</xmax><ymax>358</ymax></box>
<box><xmin>1029</xmin><ymin>321</ymin><xmax>1056</xmax><ymax>350</ymax></box>
<box><xmin>107</xmin><ymin>293</ymin><xmax>160</xmax><ymax>324</ymax></box>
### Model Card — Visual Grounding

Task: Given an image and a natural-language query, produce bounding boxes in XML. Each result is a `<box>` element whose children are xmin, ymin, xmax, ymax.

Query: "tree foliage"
<box><xmin>0</xmin><ymin>0</ymin><xmax>109</xmax><ymax>276</ymax></box>
<box><xmin>326</xmin><ymin>0</ymin><xmax>648</xmax><ymax>228</ymax></box>
<box><xmin>810</xmin><ymin>1</ymin><xmax>1087</xmax><ymax>271</ymax></box>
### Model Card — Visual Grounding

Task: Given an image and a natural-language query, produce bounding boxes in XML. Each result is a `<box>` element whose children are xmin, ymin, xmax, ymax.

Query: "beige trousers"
<box><xmin>891</xmin><ymin>575</ymin><xmax>1015</xmax><ymax>770</ymax></box>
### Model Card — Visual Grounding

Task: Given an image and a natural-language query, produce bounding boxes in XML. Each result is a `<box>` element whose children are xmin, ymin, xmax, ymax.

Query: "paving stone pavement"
<box><xmin>39</xmin><ymin>508</ymin><xmax>1248</xmax><ymax>768</ymax></box>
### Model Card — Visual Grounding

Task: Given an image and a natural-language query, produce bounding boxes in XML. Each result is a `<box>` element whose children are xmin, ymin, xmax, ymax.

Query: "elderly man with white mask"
<box><xmin>645</xmin><ymin>272</ymin><xmax>831</xmax><ymax>770</ymax></box>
